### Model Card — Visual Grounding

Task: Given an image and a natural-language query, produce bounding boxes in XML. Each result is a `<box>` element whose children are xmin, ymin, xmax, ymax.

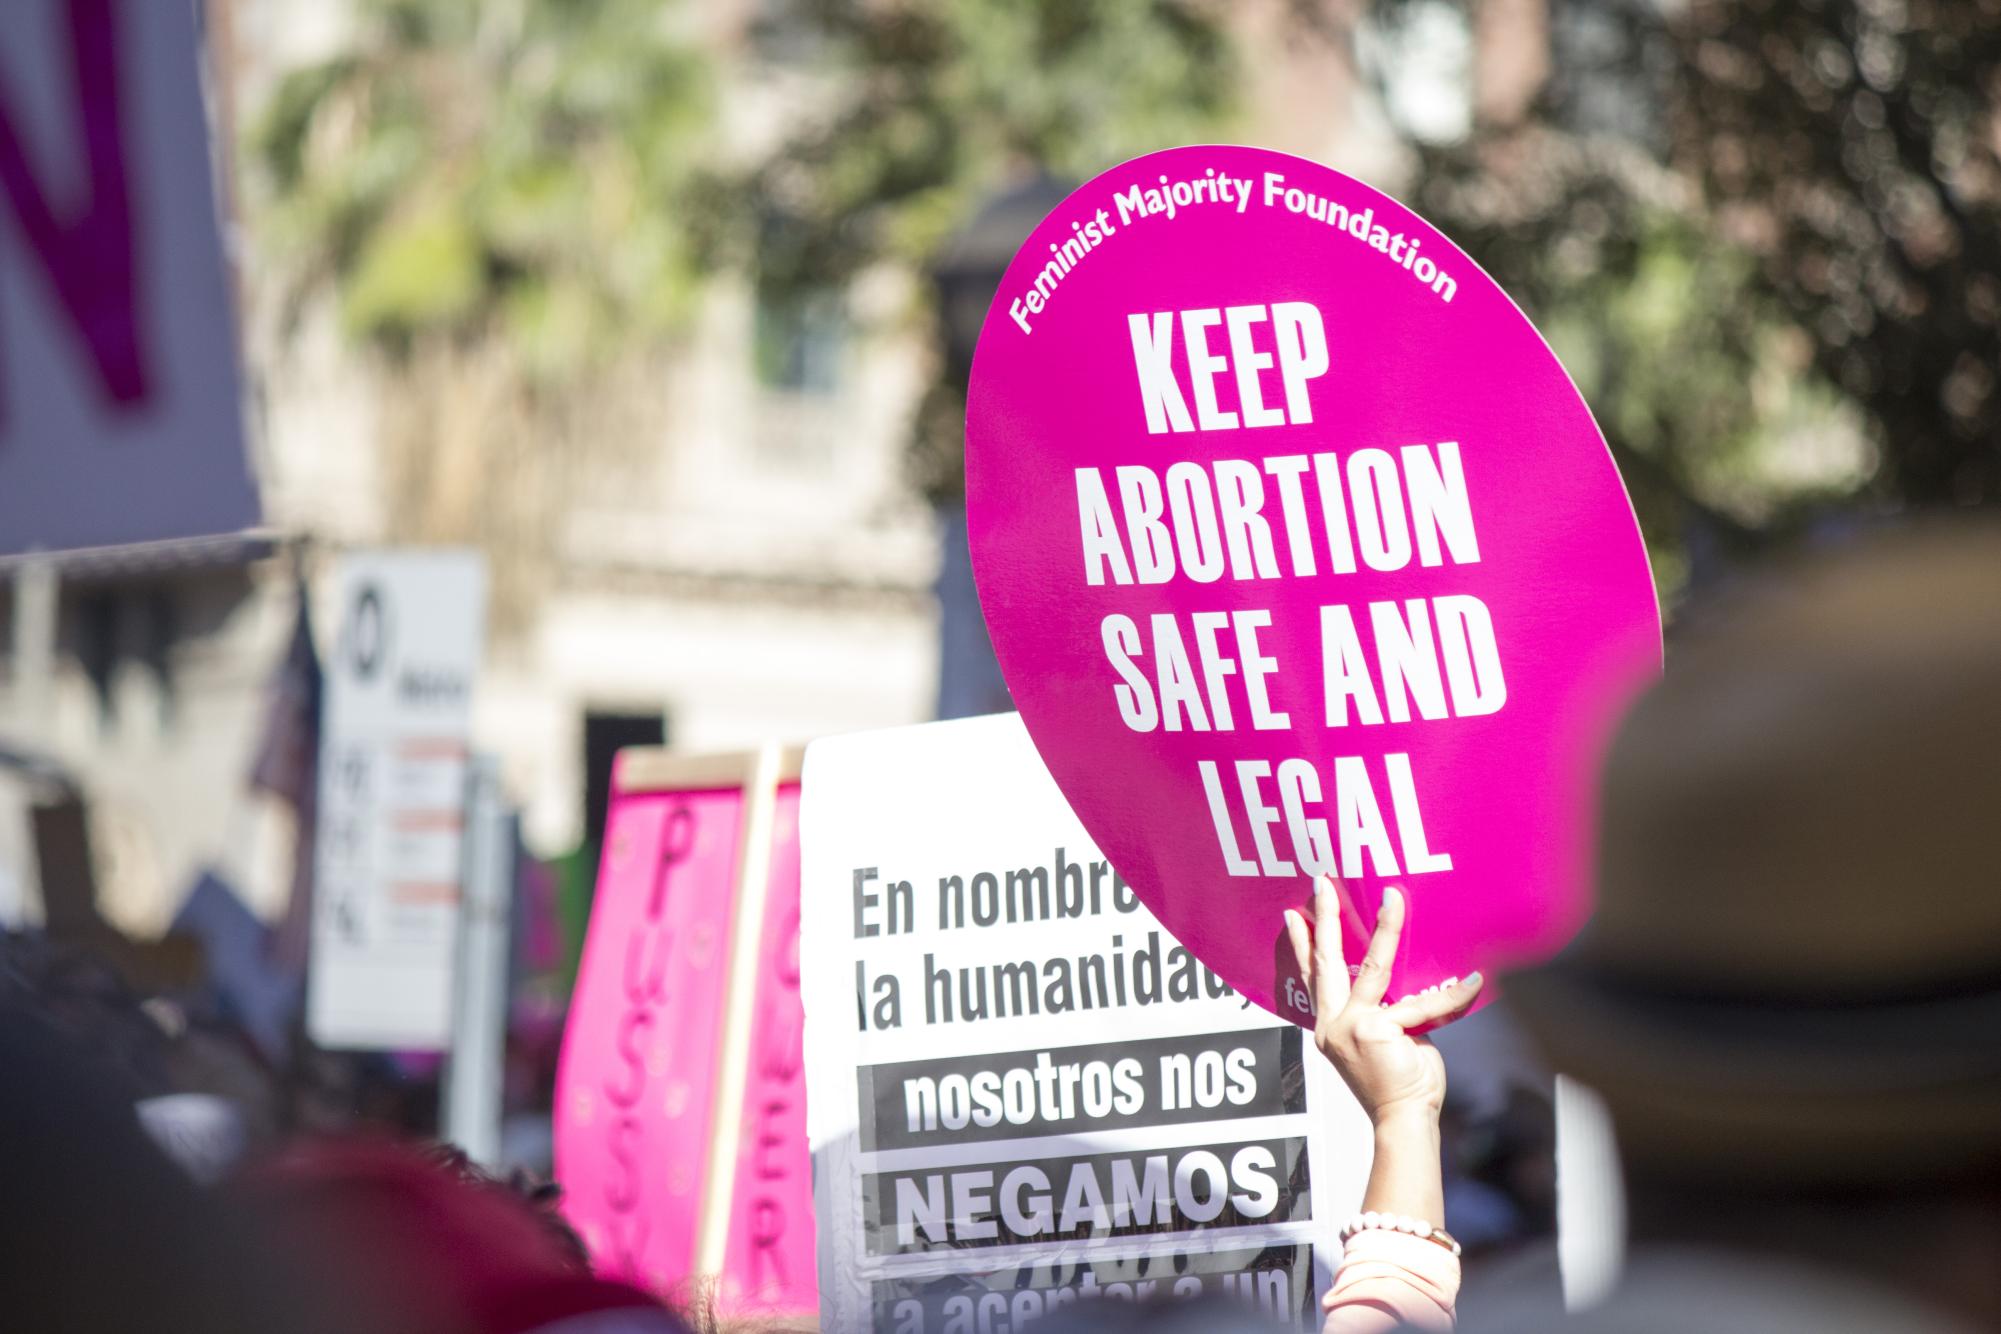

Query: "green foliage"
<box><xmin>1403</xmin><ymin>130</ymin><xmax>1870</xmax><ymax>596</ymax></box>
<box><xmin>249</xmin><ymin>0</ymin><xmax>711</xmax><ymax>381</ymax></box>
<box><xmin>1674</xmin><ymin>0</ymin><xmax>2001</xmax><ymax>505</ymax></box>
<box><xmin>719</xmin><ymin>0</ymin><xmax>1237</xmax><ymax>295</ymax></box>
<box><xmin>717</xmin><ymin>0</ymin><xmax>1236</xmax><ymax>507</ymax></box>
<box><xmin>248</xmin><ymin>0</ymin><xmax>1993</xmax><ymax>600</ymax></box>
<box><xmin>1381</xmin><ymin>0</ymin><xmax>2001</xmax><ymax>594</ymax></box>
<box><xmin>342</xmin><ymin>201</ymin><xmax>483</xmax><ymax>333</ymax></box>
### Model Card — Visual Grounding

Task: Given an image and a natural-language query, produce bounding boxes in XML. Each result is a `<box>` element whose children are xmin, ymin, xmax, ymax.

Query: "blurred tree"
<box><xmin>1389</xmin><ymin>123</ymin><xmax>1867</xmax><ymax>595</ymax></box>
<box><xmin>255</xmin><ymin>0</ymin><xmax>707</xmax><ymax>366</ymax></box>
<box><xmin>1374</xmin><ymin>0</ymin><xmax>2001</xmax><ymax>593</ymax></box>
<box><xmin>1674</xmin><ymin>0</ymin><xmax>2001</xmax><ymax>507</ymax></box>
<box><xmin>1366</xmin><ymin>1</ymin><xmax>1859</xmax><ymax>597</ymax></box>
<box><xmin>247</xmin><ymin>0</ymin><xmax>711</xmax><ymax>630</ymax></box>
<box><xmin>715</xmin><ymin>0</ymin><xmax>1238</xmax><ymax>502</ymax></box>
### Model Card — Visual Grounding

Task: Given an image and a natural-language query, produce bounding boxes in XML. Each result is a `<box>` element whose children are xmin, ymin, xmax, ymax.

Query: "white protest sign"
<box><xmin>0</xmin><ymin>0</ymin><xmax>259</xmax><ymax>557</ymax></box>
<box><xmin>307</xmin><ymin>550</ymin><xmax>486</xmax><ymax>1050</ymax></box>
<box><xmin>800</xmin><ymin>714</ymin><xmax>1369</xmax><ymax>1332</ymax></box>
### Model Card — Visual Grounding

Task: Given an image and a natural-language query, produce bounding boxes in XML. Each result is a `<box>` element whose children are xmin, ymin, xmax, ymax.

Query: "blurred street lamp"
<box><xmin>931</xmin><ymin>177</ymin><xmax>1075</xmax><ymax>391</ymax></box>
<box><xmin>928</xmin><ymin>178</ymin><xmax>1073</xmax><ymax>721</ymax></box>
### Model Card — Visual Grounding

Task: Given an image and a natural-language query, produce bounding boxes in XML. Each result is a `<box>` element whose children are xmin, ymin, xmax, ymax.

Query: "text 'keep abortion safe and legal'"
<box><xmin>1054</xmin><ymin>299</ymin><xmax>1505</xmax><ymax>889</ymax></box>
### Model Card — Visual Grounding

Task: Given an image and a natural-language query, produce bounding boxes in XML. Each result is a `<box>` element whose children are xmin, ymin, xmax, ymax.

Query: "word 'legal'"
<box><xmin>1200</xmin><ymin>752</ymin><xmax>1450</xmax><ymax>880</ymax></box>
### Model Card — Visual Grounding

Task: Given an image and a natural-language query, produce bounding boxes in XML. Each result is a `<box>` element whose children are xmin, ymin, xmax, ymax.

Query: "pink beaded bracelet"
<box><xmin>1338</xmin><ymin>1211</ymin><xmax>1463</xmax><ymax>1257</ymax></box>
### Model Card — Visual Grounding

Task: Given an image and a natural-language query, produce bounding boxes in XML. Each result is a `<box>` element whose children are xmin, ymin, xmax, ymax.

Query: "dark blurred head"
<box><xmin>1505</xmin><ymin>522</ymin><xmax>2001</xmax><ymax>1187</ymax></box>
<box><xmin>0</xmin><ymin>1002</ymin><xmax>360</xmax><ymax>1334</ymax></box>
<box><xmin>240</xmin><ymin>1137</ymin><xmax>689</xmax><ymax>1334</ymax></box>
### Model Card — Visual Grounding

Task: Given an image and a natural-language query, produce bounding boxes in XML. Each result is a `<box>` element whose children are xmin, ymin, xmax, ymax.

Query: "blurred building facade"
<box><xmin>1</xmin><ymin>0</ymin><xmax>1488</xmax><ymax>933</ymax></box>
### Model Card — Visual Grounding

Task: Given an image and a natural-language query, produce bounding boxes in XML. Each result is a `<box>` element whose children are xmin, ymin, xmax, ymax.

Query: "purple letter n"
<box><xmin>0</xmin><ymin>0</ymin><xmax>150</xmax><ymax>428</ymax></box>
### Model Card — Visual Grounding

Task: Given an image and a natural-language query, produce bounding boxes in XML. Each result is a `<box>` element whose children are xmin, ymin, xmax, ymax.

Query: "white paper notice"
<box><xmin>307</xmin><ymin>549</ymin><xmax>486</xmax><ymax>1050</ymax></box>
<box><xmin>800</xmin><ymin>715</ymin><xmax>1369</xmax><ymax>1332</ymax></box>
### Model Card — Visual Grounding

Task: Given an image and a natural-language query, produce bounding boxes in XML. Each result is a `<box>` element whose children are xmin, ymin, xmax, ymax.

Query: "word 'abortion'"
<box><xmin>1075</xmin><ymin>444</ymin><xmax>1475</xmax><ymax>587</ymax></box>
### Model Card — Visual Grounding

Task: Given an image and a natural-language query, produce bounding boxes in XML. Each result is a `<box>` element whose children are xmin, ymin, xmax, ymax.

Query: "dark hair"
<box><xmin>0</xmin><ymin>1001</ymin><xmax>365</xmax><ymax>1334</ymax></box>
<box><xmin>422</xmin><ymin>1139</ymin><xmax>593</xmax><ymax>1270</ymax></box>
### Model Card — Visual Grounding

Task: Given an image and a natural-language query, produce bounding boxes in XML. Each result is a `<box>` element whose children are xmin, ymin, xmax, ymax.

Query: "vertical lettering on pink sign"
<box><xmin>555</xmin><ymin>784</ymin><xmax>747</xmax><ymax>1297</ymax></box>
<box><xmin>719</xmin><ymin>783</ymin><xmax>817</xmax><ymax>1315</ymax></box>
<box><xmin>0</xmin><ymin>0</ymin><xmax>150</xmax><ymax>425</ymax></box>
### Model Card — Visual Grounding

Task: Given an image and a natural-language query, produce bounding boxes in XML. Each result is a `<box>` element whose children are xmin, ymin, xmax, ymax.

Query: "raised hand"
<box><xmin>1284</xmin><ymin>873</ymin><xmax>1484</xmax><ymax>1125</ymax></box>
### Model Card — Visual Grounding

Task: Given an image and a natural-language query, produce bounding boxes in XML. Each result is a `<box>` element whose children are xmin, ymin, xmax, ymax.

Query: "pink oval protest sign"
<box><xmin>966</xmin><ymin>146</ymin><xmax>1661</xmax><ymax>1018</ymax></box>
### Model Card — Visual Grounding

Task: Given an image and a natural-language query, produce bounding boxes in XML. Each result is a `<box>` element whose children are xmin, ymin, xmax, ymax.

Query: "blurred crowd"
<box><xmin>9</xmin><ymin>521</ymin><xmax>2001</xmax><ymax>1333</ymax></box>
<box><xmin>7</xmin><ymin>0</ymin><xmax>2001</xmax><ymax>1330</ymax></box>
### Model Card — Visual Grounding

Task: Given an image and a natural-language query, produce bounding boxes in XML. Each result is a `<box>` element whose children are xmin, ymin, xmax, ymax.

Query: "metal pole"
<box><xmin>443</xmin><ymin>753</ymin><xmax>513</xmax><ymax>1167</ymax></box>
<box><xmin>12</xmin><ymin>554</ymin><xmax>59</xmax><ymax>744</ymax></box>
<box><xmin>4</xmin><ymin>556</ymin><xmax>59</xmax><ymax>927</ymax></box>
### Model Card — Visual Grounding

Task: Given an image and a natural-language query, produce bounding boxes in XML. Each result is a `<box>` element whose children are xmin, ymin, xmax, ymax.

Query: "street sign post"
<box><xmin>307</xmin><ymin>550</ymin><xmax>486</xmax><ymax>1051</ymax></box>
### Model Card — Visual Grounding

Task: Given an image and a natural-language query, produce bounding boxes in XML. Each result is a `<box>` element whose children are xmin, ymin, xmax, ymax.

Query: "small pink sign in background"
<box><xmin>554</xmin><ymin>767</ymin><xmax>815</xmax><ymax>1316</ymax></box>
<box><xmin>966</xmin><ymin>146</ymin><xmax>1661</xmax><ymax>1017</ymax></box>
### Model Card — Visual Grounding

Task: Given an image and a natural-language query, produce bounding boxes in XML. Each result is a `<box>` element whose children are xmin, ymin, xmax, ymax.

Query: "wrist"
<box><xmin>1359</xmin><ymin>1105</ymin><xmax>1446</xmax><ymax>1226</ymax></box>
<box><xmin>1369</xmin><ymin>1101</ymin><xmax>1441</xmax><ymax>1137</ymax></box>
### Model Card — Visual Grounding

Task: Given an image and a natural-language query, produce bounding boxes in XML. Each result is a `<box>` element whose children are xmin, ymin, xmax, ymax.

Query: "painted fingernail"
<box><xmin>1463</xmin><ymin>971</ymin><xmax>1484</xmax><ymax>988</ymax></box>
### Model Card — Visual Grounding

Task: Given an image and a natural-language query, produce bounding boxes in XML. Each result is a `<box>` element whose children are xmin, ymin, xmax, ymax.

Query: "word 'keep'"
<box><xmin>1127</xmin><ymin>303</ymin><xmax>1329</xmax><ymax>435</ymax></box>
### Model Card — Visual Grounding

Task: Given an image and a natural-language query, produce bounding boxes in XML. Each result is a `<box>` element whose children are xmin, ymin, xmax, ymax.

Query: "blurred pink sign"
<box><xmin>965</xmin><ymin>146</ymin><xmax>1661</xmax><ymax>1016</ymax></box>
<box><xmin>554</xmin><ymin>756</ymin><xmax>814</xmax><ymax>1316</ymax></box>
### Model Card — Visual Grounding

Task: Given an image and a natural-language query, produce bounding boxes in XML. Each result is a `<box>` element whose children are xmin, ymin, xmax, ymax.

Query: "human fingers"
<box><xmin>1347</xmin><ymin>885</ymin><xmax>1405</xmax><ymax>1009</ymax></box>
<box><xmin>1283</xmin><ymin>906</ymin><xmax>1315</xmax><ymax>1008</ymax></box>
<box><xmin>1382</xmin><ymin>970</ymin><xmax>1485</xmax><ymax>1030</ymax></box>
<box><xmin>1310</xmin><ymin>873</ymin><xmax>1353</xmax><ymax>1014</ymax></box>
